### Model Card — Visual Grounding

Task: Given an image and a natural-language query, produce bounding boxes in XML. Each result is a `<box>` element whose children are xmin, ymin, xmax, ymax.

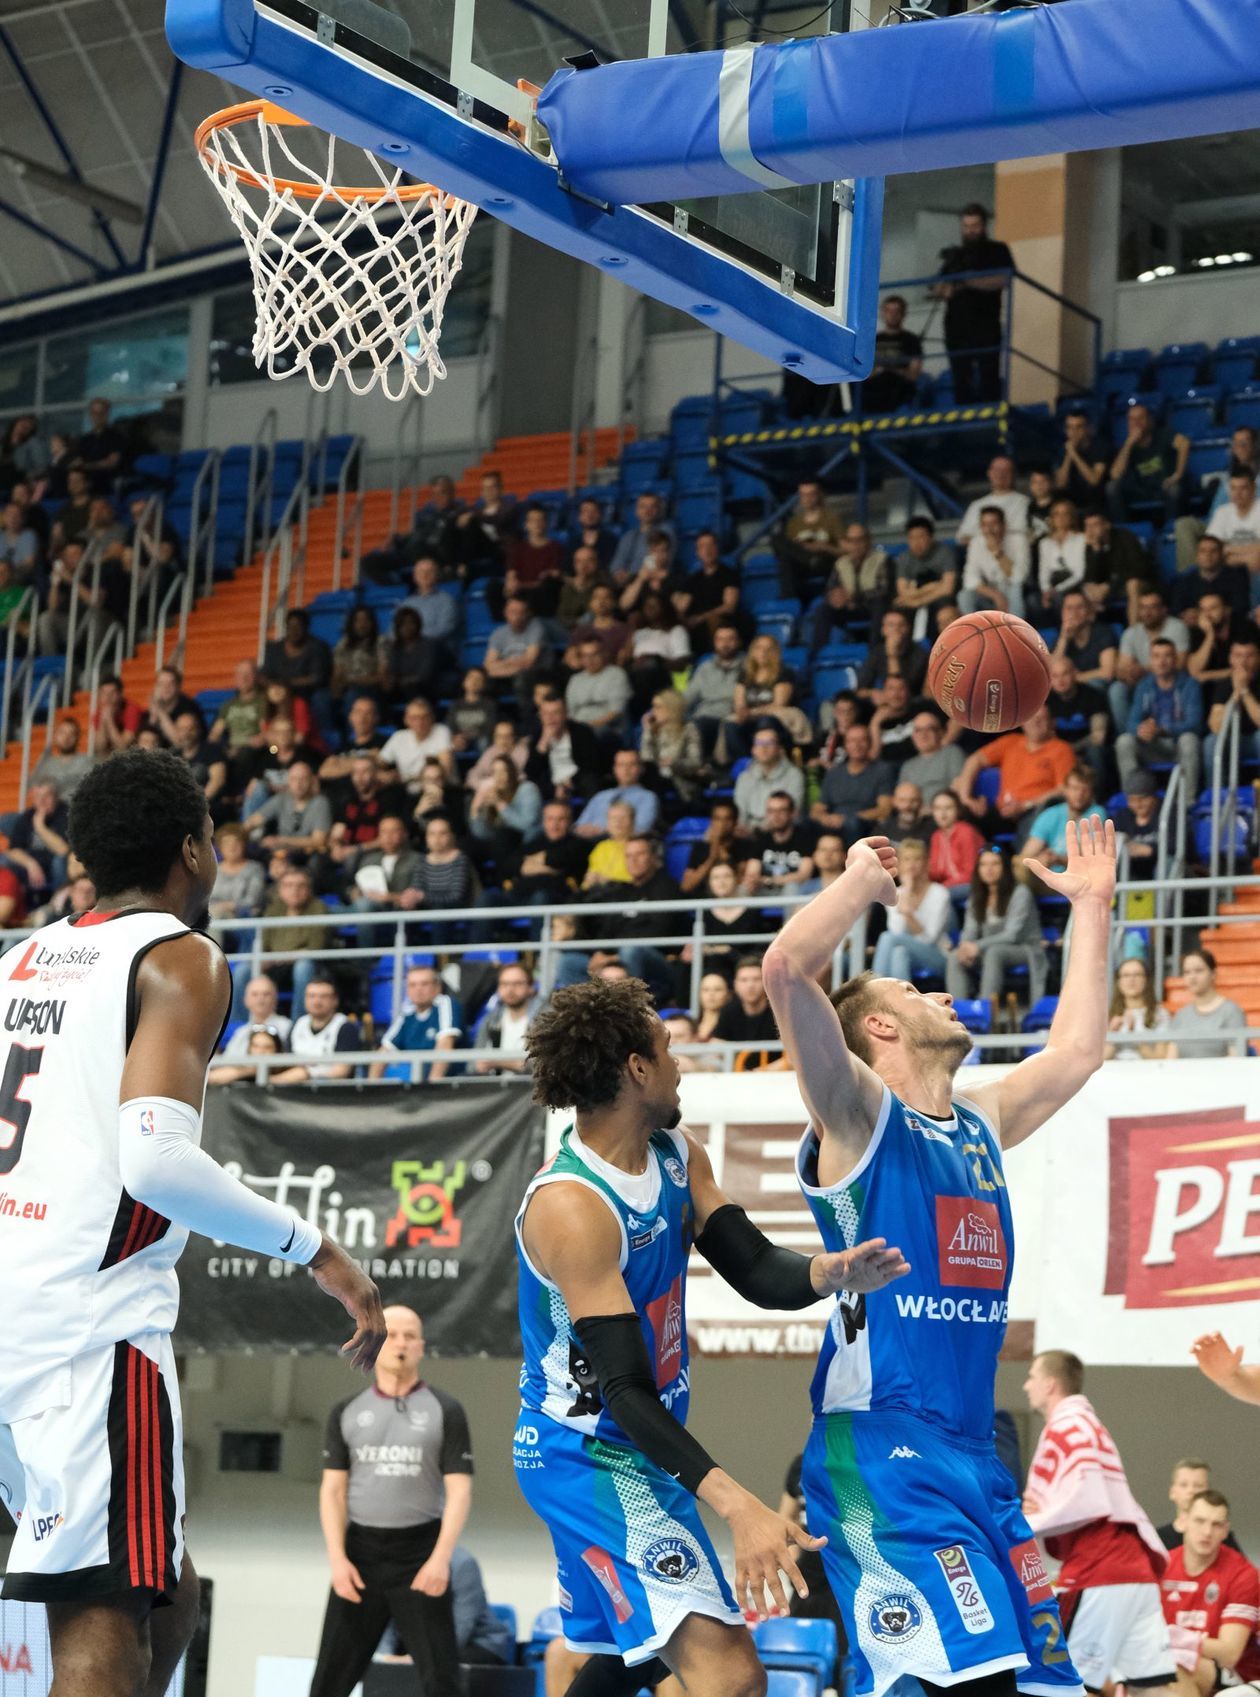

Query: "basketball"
<box><xmin>926</xmin><ymin>610</ymin><xmax>1052</xmax><ymax>735</ymax></box>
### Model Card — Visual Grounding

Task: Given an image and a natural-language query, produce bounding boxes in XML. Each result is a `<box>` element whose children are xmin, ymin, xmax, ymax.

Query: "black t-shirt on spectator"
<box><xmin>1046</xmin><ymin>682</ymin><xmax>1107</xmax><ymax>742</ymax></box>
<box><xmin>519</xmin><ymin>831</ymin><xmax>589</xmax><ymax>892</ymax></box>
<box><xmin>684</xmin><ymin>565</ymin><xmax>738</xmax><ymax>619</ymax></box>
<box><xmin>178</xmin><ymin>738</ymin><xmax>227</xmax><ymax>790</ymax></box>
<box><xmin>713</xmin><ymin>998</ymin><xmax>781</xmax><ymax>1069</ymax></box>
<box><xmin>1111</xmin><ymin>805</ymin><xmax>1159</xmax><ymax>879</ymax></box>
<box><xmin>873</xmin><ymin>327</ymin><xmax>922</xmax><ymax>377</ymax></box>
<box><xmin>748</xmin><ymin>824</ymin><xmax>818</xmax><ymax>883</ymax></box>
<box><xmin>1172</xmin><ymin>566</ymin><xmax>1250</xmax><ymax>621</ymax></box>
<box><xmin>336</xmin><ymin>788</ymin><xmax>408</xmax><ymax>846</ymax></box>
<box><xmin>856</xmin><ymin>643</ymin><xmax>928</xmax><ymax>695</ymax></box>
<box><xmin>1060</xmin><ymin>623</ymin><xmax>1117</xmax><ymax>676</ymax></box>
<box><xmin>940</xmin><ymin>238</ymin><xmax>1014</xmax><ymax>335</ymax></box>
<box><xmin>248</xmin><ymin>740</ymin><xmax>325</xmax><ymax>786</ymax></box>
<box><xmin>263</xmin><ymin>634</ymin><xmax>333</xmax><ymax>694</ymax></box>
<box><xmin>75</xmin><ymin>425</ymin><xmax>127</xmax><ymax>471</ymax></box>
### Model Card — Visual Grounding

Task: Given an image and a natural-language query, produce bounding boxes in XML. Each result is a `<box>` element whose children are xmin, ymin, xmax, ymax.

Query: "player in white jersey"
<box><xmin>0</xmin><ymin>749</ymin><xmax>385</xmax><ymax>1697</ymax></box>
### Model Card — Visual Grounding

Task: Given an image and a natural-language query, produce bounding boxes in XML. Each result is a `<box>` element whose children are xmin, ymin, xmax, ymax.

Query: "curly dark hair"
<box><xmin>68</xmin><ymin>748</ymin><xmax>208</xmax><ymax>899</ymax></box>
<box><xmin>528</xmin><ymin>979</ymin><xmax>662</xmax><ymax>1112</ymax></box>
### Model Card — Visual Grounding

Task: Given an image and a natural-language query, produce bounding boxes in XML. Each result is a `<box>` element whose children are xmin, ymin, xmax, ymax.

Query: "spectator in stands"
<box><xmin>609</xmin><ymin>491</ymin><xmax>674</xmax><ymax>582</ymax></box>
<box><xmin>882</xmin><ymin>779</ymin><xmax>931</xmax><ymax>844</ymax></box>
<box><xmin>469</xmin><ymin>755</ymin><xmax>542</xmax><ymax>868</ymax></box>
<box><xmin>861</xmin><ymin>293</ymin><xmax>923</xmax><ymax>414</ymax></box>
<box><xmin>209</xmin><ymin>822</ymin><xmax>266</xmax><ymax>921</ymax></box>
<box><xmin>945</xmin><ymin>845</ymin><xmax>1048</xmax><ymax>1005</ymax></box>
<box><xmin>267</xmin><ymin>978</ymin><xmax>358</xmax><ymax>1083</ymax></box>
<box><xmin>364</xmin><ymin>473</ymin><xmax>463</xmax><ymax>581</ymax></box>
<box><xmin>417</xmin><ymin>752</ymin><xmax>469</xmax><ymax>835</ymax></box>
<box><xmin>1051</xmin><ymin>590</ymin><xmax>1117</xmax><ymax>687</ymax></box>
<box><xmin>809</xmin><ymin>523</ymin><xmax>894</xmax><ymax>652</ymax></box>
<box><xmin>0</xmin><ymin>415</ymin><xmax>49</xmax><ymax>489</ymax></box>
<box><xmin>565</xmin><ymin>636</ymin><xmax>632</xmax><ymax>747</ymax></box>
<box><xmin>1110</xmin><ymin>770</ymin><xmax>1160</xmax><ymax>880</ymax></box>
<box><xmin>617</xmin><ymin>530</ymin><xmax>683</xmax><ymax>620</ymax></box>
<box><xmin>722</xmin><ymin>632</ymin><xmax>791</xmax><ymax>763</ymax></box>
<box><xmin>595</xmin><ymin>835</ymin><xmax>685</xmax><ymax>1001</ymax></box>
<box><xmin>447</xmin><ymin>666</ymin><xmax>495</xmax><ymax>754</ymax></box>
<box><xmin>506</xmin><ymin>798</ymin><xmax>589</xmax><ymax>906</ymax></box>
<box><xmin>894</xmin><ymin>516</ymin><xmax>958</xmax><ymax>621</ymax></box>
<box><xmin>381</xmin><ymin>606</ymin><xmax>443</xmax><ymax>707</ymax></box>
<box><xmin>567</xmin><ymin>495</ymin><xmax>618</xmax><ymax>571</ymax></box>
<box><xmin>485</xmin><ymin>593</ymin><xmax>547</xmax><ymax>700</ymax></box>
<box><xmin>399</xmin><ymin>555</ymin><xmax>462</xmax><ymax>650</ymax></box>
<box><xmin>1155</xmin><ymin>1462</ymin><xmax>1238</xmax><ymax>1554</ymax></box>
<box><xmin>506</xmin><ymin>502</ymin><xmax>565</xmax><ymax>612</ymax></box>
<box><xmin>1115</xmin><ymin>636</ymin><xmax>1203</xmax><ymax>798</ymax></box>
<box><xmin>257</xmin><ymin>867</ymin><xmax>331</xmax><ymax>1017</ymax></box>
<box><xmin>370</xmin><ymin>964</ymin><xmax>462</xmax><ymax>1081</ymax></box>
<box><xmin>1205</xmin><ymin>635</ymin><xmax>1260</xmax><ymax>772</ymax></box>
<box><xmin>218</xmin><ymin>975</ymin><xmax>292</xmax><ymax>1057</ymax></box>
<box><xmin>1</xmin><ymin>779</ymin><xmax>69</xmax><ymax>894</ymax></box>
<box><xmin>328</xmin><ymin>754</ymin><xmax>406</xmax><ymax>871</ymax></box>
<box><xmin>1187</xmin><ymin>591</ymin><xmax>1242</xmax><ymax>691</ymax></box>
<box><xmin>1111</xmin><ymin>586</ymin><xmax>1192</xmax><ymax>728</ymax></box>
<box><xmin>1107</xmin><ymin>401</ymin><xmax>1190</xmax><ymax>522</ymax></box>
<box><xmin>525</xmin><ymin>694</ymin><xmax>603</xmax><ymax>802</ymax></box>
<box><xmin>208</xmin><ymin>659</ymin><xmax>270</xmax><ymax>786</ymax></box>
<box><xmin>1168</xmin><ymin>948</ymin><xmax>1247</xmax><ymax>1059</ymax></box>
<box><xmin>868</xmin><ymin>675</ymin><xmax>918</xmax><ymax>763</ymax></box>
<box><xmin>856</xmin><ymin>607</ymin><xmax>928</xmax><ymax>699</ymax></box>
<box><xmin>1020</xmin><ymin>764</ymin><xmax>1104</xmax><ymax>870</ymax></box>
<box><xmin>400</xmin><ymin>817</ymin><xmax>475</xmax><ymax>932</ymax></box>
<box><xmin>0</xmin><ymin>500</ymin><xmax>40</xmax><ymax>579</ymax></box>
<box><xmin>956</xmin><ymin>455</ymin><xmax>1029</xmax><ymax>544</ymax></box>
<box><xmin>564</xmin><ymin>584</ymin><xmax>629</xmax><ymax>670</ymax></box>
<box><xmin>72</xmin><ymin>397</ymin><xmax>126</xmax><ymax>490</ymax></box>
<box><xmin>330</xmin><ymin>605</ymin><xmax>386</xmax><ymax>703</ymax></box>
<box><xmin>1104</xmin><ymin>956</ymin><xmax>1169</xmax><ymax>1061</ymax></box>
<box><xmin>557</xmin><ymin>543</ymin><xmax>605</xmax><ymax>628</ymax></box>
<box><xmin>936</xmin><ymin>204</ymin><xmax>1013</xmax><ymax>404</ymax></box>
<box><xmin>742</xmin><ymin>790</ymin><xmax>817</xmax><ymax>894</ymax></box>
<box><xmin>245</xmin><ymin>758</ymin><xmax>332</xmax><ymax>856</ymax></box>
<box><xmin>1054</xmin><ymin>409</ymin><xmax>1109</xmax><ymax>510</ymax></box>
<box><xmin>796</xmin><ymin>829</ymin><xmax>845</xmax><ymax>898</ymax></box>
<box><xmin>171</xmin><ymin>710</ymin><xmax>229</xmax><ymax>821</ymax></box>
<box><xmin>241</xmin><ymin>716</ymin><xmax>323</xmax><ymax>818</ymax></box>
<box><xmin>472</xmin><ymin>963</ymin><xmax>541</xmax><ymax>1074</ymax></box>
<box><xmin>208</xmin><ymin>1026</ymin><xmax>284</xmax><ymax>1088</ymax></box>
<box><xmin>960</xmin><ymin>506</ymin><xmax>1029</xmax><ymax>619</ymax></box>
<box><xmin>1211</xmin><ymin>454</ymin><xmax>1260</xmax><ymax>565</ymax></box>
<box><xmin>1044</xmin><ymin>655</ymin><xmax>1109</xmax><ymax>792</ymax></box>
<box><xmin>640</xmin><ymin>688</ymin><xmax>704</xmax><ymax>805</ymax></box>
<box><xmin>1174</xmin><ymin>535</ymin><xmax>1250</xmax><ymax>623</ymax></box>
<box><xmin>575</xmin><ymin>747</ymin><xmax>659</xmax><ymax>839</ymax></box>
<box><xmin>456</xmin><ymin>468</ymin><xmax>517</xmax><ymax>575</ymax></box>
<box><xmin>663</xmin><ymin>1011</ymin><xmax>715</xmax><ymax>1074</ymax></box>
<box><xmin>813</xmin><ymin>722</ymin><xmax>894</xmax><ymax>840</ymax></box>
<box><xmin>90</xmin><ymin>673</ymin><xmax>143</xmax><ymax>755</ymax></box>
<box><xmin>142</xmin><ymin>665</ymin><xmax>200</xmax><ymax>751</ymax></box>
<box><xmin>1026</xmin><ymin>468</ymin><xmax>1055</xmax><ymax>537</ymax></box>
<box><xmin>899</xmin><ymin>707</ymin><xmax>965</xmax><ymax>794</ymax></box>
<box><xmin>813</xmin><ymin>688</ymin><xmax>862</xmax><ymax>775</ymax></box>
<box><xmin>1036</xmin><ymin>499</ymin><xmax>1088</xmax><ymax>611</ymax></box>
<box><xmin>464</xmin><ymin>718</ymin><xmax>526</xmax><ymax>794</ymax></box>
<box><xmin>263</xmin><ymin>608</ymin><xmax>333</xmax><ymax>707</ymax></box>
<box><xmin>683</xmin><ymin>618</ymin><xmax>743</xmax><ymax>756</ymax></box>
<box><xmin>50</xmin><ymin>469</ymin><xmax>92</xmax><ymax>555</ymax></box>
<box><xmin>773</xmin><ymin>478</ymin><xmax>843</xmax><ymax>602</ymax></box>
<box><xmin>37</xmin><ymin>540</ymin><xmax>110</xmax><ymax>660</ymax></box>
<box><xmin>350</xmin><ymin>814</ymin><xmax>422</xmax><ymax>917</ymax></box>
<box><xmin>928</xmin><ymin>789</ymin><xmax>984</xmax><ymax>890</ymax></box>
<box><xmin>379</xmin><ymin>697</ymin><xmax>453</xmax><ymax>790</ymax></box>
<box><xmin>686</xmin><ymin>860</ymin><xmax>768</xmax><ymax>975</ymax></box>
<box><xmin>735</xmin><ymin>723</ymin><xmax>805</xmax><ymax>828</ymax></box>
<box><xmin>695</xmin><ymin>971</ymin><xmax>732</xmax><ymax>1041</ymax></box>
<box><xmin>30</xmin><ymin>715</ymin><xmax>94</xmax><ymax>802</ymax></box>
<box><xmin>679</xmin><ymin>799</ymin><xmax>742</xmax><ymax>897</ymax></box>
<box><xmin>624</xmin><ymin>591</ymin><xmax>690</xmax><ymax>710</ymax></box>
<box><xmin>0</xmin><ymin>567</ymin><xmax>32</xmax><ymax>651</ymax></box>
<box><xmin>872</xmin><ymin>837</ymin><xmax>953</xmax><ymax>983</ymax></box>
<box><xmin>1082</xmin><ymin>509</ymin><xmax>1152</xmax><ymax>627</ymax></box>
<box><xmin>676</xmin><ymin>530</ymin><xmax>741</xmax><ymax>654</ymax></box>
<box><xmin>955</xmin><ymin>704</ymin><xmax>1075</xmax><ymax>830</ymax></box>
<box><xmin>713</xmin><ymin>955</ymin><xmax>783</xmax><ymax>1070</ymax></box>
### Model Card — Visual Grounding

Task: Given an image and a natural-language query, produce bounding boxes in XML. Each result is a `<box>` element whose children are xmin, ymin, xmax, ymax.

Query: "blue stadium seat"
<box><xmin>1226</xmin><ymin>387</ymin><xmax>1260</xmax><ymax>430</ymax></box>
<box><xmin>763</xmin><ymin>1673</ymin><xmax>818</xmax><ymax>1697</ymax></box>
<box><xmin>668</xmin><ymin>816</ymin><xmax>710</xmax><ymax>839</ymax></box>
<box><xmin>1166</xmin><ymin>388</ymin><xmax>1221</xmax><ymax>439</ymax></box>
<box><xmin>464</xmin><ymin>948</ymin><xmax>520</xmax><ymax>966</ymax></box>
<box><xmin>490</xmin><ymin>1603</ymin><xmax>518</xmax><ymax>1648</ymax></box>
<box><xmin>675</xmin><ymin>485</ymin><xmax>724</xmax><ymax>534</ymax></box>
<box><xmin>1022</xmin><ymin>995</ymin><xmax>1060</xmax><ymax>1032</ymax></box>
<box><xmin>754</xmin><ymin>1617</ymin><xmax>837</xmax><ymax>1689</ymax></box>
<box><xmin>743</xmin><ymin>552</ymin><xmax>778</xmax><ymax>580</ymax></box>
<box><xmin>953</xmin><ymin>998</ymin><xmax>993</xmax><ymax>1033</ymax></box>
<box><xmin>1213</xmin><ymin>337</ymin><xmax>1260</xmax><ymax>391</ymax></box>
<box><xmin>743</xmin><ymin>581</ymin><xmax>799</xmax><ymax>616</ymax></box>
<box><xmin>1153</xmin><ymin>342</ymin><xmax>1208</xmax><ymax>396</ymax></box>
<box><xmin>665</xmin><ymin>840</ymin><xmax>692</xmax><ymax>882</ymax></box>
<box><xmin>757</xmin><ymin>613</ymin><xmax>796</xmax><ymax>648</ymax></box>
<box><xmin>974</xmin><ymin>767</ymin><xmax>1001</xmax><ymax>805</ymax></box>
<box><xmin>674</xmin><ymin>450</ymin><xmax>715</xmax><ymax>492</ymax></box>
<box><xmin>1187</xmin><ymin>437</ymin><xmax>1230</xmax><ymax>485</ymax></box>
<box><xmin>812</xmin><ymin>663</ymin><xmax>858</xmax><ymax>700</ymax></box>
<box><xmin>670</xmin><ymin>395</ymin><xmax>715</xmax><ymax>452</ymax></box>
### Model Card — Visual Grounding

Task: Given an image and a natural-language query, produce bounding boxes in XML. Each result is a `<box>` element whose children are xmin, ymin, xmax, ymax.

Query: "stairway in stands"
<box><xmin>1166</xmin><ymin>886</ymin><xmax>1260</xmax><ymax>1028</ymax></box>
<box><xmin>0</xmin><ymin>428</ymin><xmax>624</xmax><ymax>813</ymax></box>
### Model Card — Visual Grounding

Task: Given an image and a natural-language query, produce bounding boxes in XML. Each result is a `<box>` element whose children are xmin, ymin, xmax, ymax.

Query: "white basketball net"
<box><xmin>198</xmin><ymin>104</ymin><xmax>478</xmax><ymax>402</ymax></box>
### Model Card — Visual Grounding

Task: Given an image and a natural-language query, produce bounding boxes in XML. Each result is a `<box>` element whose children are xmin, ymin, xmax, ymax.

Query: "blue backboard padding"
<box><xmin>165</xmin><ymin>0</ymin><xmax>882</xmax><ymax>383</ymax></box>
<box><xmin>537</xmin><ymin>0</ymin><xmax>1260</xmax><ymax>205</ymax></box>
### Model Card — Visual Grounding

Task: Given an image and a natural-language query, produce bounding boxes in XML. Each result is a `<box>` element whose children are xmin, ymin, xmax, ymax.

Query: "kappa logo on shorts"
<box><xmin>869</xmin><ymin>1594</ymin><xmax>923</xmax><ymax>1644</ymax></box>
<box><xmin>888</xmin><ymin>1446</ymin><xmax>921</xmax><ymax>1460</ymax></box>
<box><xmin>936</xmin><ymin>1196</ymin><xmax>1007</xmax><ymax>1289</ymax></box>
<box><xmin>643</xmin><ymin>1536</ymin><xmax>701</xmax><ymax>1584</ymax></box>
<box><xmin>663</xmin><ymin>1156</ymin><xmax>687</xmax><ymax>1189</ymax></box>
<box><xmin>933</xmin><ymin>1546</ymin><xmax>995</xmax><ymax>1636</ymax></box>
<box><xmin>1008</xmin><ymin>1538</ymin><xmax>1054</xmax><ymax>1605</ymax></box>
<box><xmin>581</xmin><ymin>1546</ymin><xmax>635</xmax><ymax>1624</ymax></box>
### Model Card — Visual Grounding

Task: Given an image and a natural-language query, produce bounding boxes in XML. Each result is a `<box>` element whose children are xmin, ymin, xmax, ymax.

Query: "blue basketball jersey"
<box><xmin>516</xmin><ymin>1125</ymin><xmax>693</xmax><ymax>1442</ymax></box>
<box><xmin>797</xmin><ymin>1084</ymin><xmax>1012</xmax><ymax>1441</ymax></box>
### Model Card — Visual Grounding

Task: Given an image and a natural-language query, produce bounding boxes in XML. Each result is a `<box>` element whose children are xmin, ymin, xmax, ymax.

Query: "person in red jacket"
<box><xmin>928</xmin><ymin>788</ymin><xmax>985</xmax><ymax>889</ymax></box>
<box><xmin>1161</xmin><ymin>1490</ymin><xmax>1260</xmax><ymax>1696</ymax></box>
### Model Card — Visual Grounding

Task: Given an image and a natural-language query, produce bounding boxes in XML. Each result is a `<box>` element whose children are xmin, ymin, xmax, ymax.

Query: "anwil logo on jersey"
<box><xmin>934</xmin><ymin>1545</ymin><xmax>995</xmax><ymax>1634</ymax></box>
<box><xmin>1008</xmin><ymin>1538</ymin><xmax>1055</xmax><ymax>1604</ymax></box>
<box><xmin>869</xmin><ymin>1595</ymin><xmax>923</xmax><ymax>1644</ymax></box>
<box><xmin>936</xmin><ymin>1196</ymin><xmax>1007</xmax><ymax>1289</ymax></box>
<box><xmin>642</xmin><ymin>1536</ymin><xmax>700</xmax><ymax>1584</ymax></box>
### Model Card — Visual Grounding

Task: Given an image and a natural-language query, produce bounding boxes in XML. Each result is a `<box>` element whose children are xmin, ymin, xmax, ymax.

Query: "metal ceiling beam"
<box><xmin>0</xmin><ymin>24</ymin><xmax>128</xmax><ymax>269</ymax></box>
<box><xmin>139</xmin><ymin>59</ymin><xmax>184</xmax><ymax>263</ymax></box>
<box><xmin>0</xmin><ymin>194</ymin><xmax>103</xmax><ymax>273</ymax></box>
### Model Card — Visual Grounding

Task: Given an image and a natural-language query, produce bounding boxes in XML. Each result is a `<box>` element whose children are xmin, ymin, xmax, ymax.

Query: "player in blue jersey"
<box><xmin>514</xmin><ymin>977</ymin><xmax>909</xmax><ymax>1697</ymax></box>
<box><xmin>764</xmin><ymin>819</ymin><xmax>1116</xmax><ymax>1697</ymax></box>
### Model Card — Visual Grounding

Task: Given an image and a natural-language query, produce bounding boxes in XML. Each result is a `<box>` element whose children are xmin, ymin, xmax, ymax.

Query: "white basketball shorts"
<box><xmin>1061</xmin><ymin>1582</ymin><xmax>1175</xmax><ymax>1693</ymax></box>
<box><xmin>0</xmin><ymin>1333</ymin><xmax>185</xmax><ymax>1604</ymax></box>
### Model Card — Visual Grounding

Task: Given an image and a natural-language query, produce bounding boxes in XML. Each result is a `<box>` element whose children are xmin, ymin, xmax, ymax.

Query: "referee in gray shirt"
<box><xmin>312</xmin><ymin>1305</ymin><xmax>473</xmax><ymax>1697</ymax></box>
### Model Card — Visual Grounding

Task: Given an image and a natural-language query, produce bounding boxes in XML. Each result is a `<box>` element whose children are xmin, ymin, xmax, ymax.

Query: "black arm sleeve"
<box><xmin>572</xmin><ymin>1313</ymin><xmax>719</xmax><ymax>1497</ymax></box>
<box><xmin>694</xmin><ymin>1204</ymin><xmax>819</xmax><ymax>1311</ymax></box>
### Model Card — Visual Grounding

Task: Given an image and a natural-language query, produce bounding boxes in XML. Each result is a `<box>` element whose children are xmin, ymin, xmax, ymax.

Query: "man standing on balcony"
<box><xmin>934</xmin><ymin>204</ymin><xmax>1013</xmax><ymax>404</ymax></box>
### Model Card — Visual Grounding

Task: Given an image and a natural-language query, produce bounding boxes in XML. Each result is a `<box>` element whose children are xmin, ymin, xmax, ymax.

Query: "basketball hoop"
<box><xmin>196</xmin><ymin>101</ymin><xmax>478</xmax><ymax>401</ymax></box>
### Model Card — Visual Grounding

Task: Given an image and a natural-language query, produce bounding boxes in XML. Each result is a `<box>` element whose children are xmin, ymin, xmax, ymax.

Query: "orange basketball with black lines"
<box><xmin>926</xmin><ymin>610</ymin><xmax>1051</xmax><ymax>734</ymax></box>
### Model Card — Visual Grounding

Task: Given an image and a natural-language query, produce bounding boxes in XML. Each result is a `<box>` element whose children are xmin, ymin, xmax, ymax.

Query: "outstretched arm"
<box><xmin>762</xmin><ymin>839</ymin><xmax>894</xmax><ymax>1171</ymax></box>
<box><xmin>962</xmin><ymin>817</ymin><xmax>1115</xmax><ymax>1150</ymax></box>
<box><xmin>1192</xmin><ymin>1332</ymin><xmax>1260</xmax><ymax>1405</ymax></box>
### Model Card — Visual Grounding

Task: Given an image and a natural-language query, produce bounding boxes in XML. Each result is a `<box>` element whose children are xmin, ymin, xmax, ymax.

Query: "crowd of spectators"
<box><xmin>2</xmin><ymin>376</ymin><xmax>1255</xmax><ymax>1080</ymax></box>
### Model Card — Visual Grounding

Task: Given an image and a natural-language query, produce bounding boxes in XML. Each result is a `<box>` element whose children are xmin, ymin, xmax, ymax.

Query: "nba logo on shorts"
<box><xmin>869</xmin><ymin>1595</ymin><xmax>923</xmax><ymax>1644</ymax></box>
<box><xmin>140</xmin><ymin>1109</ymin><xmax>156</xmax><ymax>1137</ymax></box>
<box><xmin>934</xmin><ymin>1545</ymin><xmax>995</xmax><ymax>1634</ymax></box>
<box><xmin>936</xmin><ymin>1197</ymin><xmax>1007</xmax><ymax>1288</ymax></box>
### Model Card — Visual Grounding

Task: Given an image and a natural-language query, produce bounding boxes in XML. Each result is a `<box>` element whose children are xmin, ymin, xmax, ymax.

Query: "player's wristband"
<box><xmin>695</xmin><ymin>1204</ymin><xmax>819</xmax><ymax>1310</ymax></box>
<box><xmin>572</xmin><ymin>1313</ymin><xmax>718</xmax><ymax>1496</ymax></box>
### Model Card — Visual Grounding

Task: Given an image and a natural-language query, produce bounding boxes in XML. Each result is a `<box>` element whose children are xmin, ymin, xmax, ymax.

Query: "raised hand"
<box><xmin>1191</xmin><ymin>1331</ymin><xmax>1243</xmax><ymax>1388</ymax></box>
<box><xmin>1022</xmin><ymin>815</ymin><xmax>1115</xmax><ymax>906</ymax></box>
<box><xmin>847</xmin><ymin>836</ymin><xmax>898</xmax><ymax>908</ymax></box>
<box><xmin>812</xmin><ymin>1237</ymin><xmax>911</xmax><ymax>1297</ymax></box>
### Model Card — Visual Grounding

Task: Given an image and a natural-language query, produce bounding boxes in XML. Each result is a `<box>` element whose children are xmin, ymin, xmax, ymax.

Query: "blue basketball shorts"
<box><xmin>803</xmin><ymin>1410</ymin><xmax>1085</xmax><ymax>1697</ymax></box>
<box><xmin>513</xmin><ymin>1410</ymin><xmax>742</xmax><ymax>1666</ymax></box>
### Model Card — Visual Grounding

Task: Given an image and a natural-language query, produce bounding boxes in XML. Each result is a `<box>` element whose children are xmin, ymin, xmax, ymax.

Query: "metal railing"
<box><xmin>1208</xmin><ymin>697</ymin><xmax>1244</xmax><ymax>910</ymax></box>
<box><xmin>86</xmin><ymin>622</ymin><xmax>126</xmax><ymax>743</ymax></box>
<box><xmin>389</xmin><ymin>391</ymin><xmax>425</xmax><ymax>542</ymax></box>
<box><xmin>255</xmin><ymin>465</ymin><xmax>314</xmax><ymax>662</ymax></box>
<box><xmin>123</xmin><ymin>492</ymin><xmax>167</xmax><ymax>656</ymax></box>
<box><xmin>331</xmin><ymin>436</ymin><xmax>365</xmax><ymax>593</ymax></box>
<box><xmin>186</xmin><ymin>451</ymin><xmax>222</xmax><ymax>603</ymax></box>
<box><xmin>1149</xmin><ymin>763</ymin><xmax>1188</xmax><ymax>991</ymax></box>
<box><xmin>16</xmin><ymin>670</ymin><xmax>58</xmax><ymax>810</ymax></box>
<box><xmin>0</xmin><ymin>587</ymin><xmax>37</xmax><ymax>752</ymax></box>
<box><xmin>58</xmin><ymin>534</ymin><xmax>105</xmax><ymax>707</ymax></box>
<box><xmin>243</xmin><ymin>408</ymin><xmax>278</xmax><ymax>569</ymax></box>
<box><xmin>567</xmin><ymin>319</ymin><xmax>602</xmax><ymax>496</ymax></box>
<box><xmin>153</xmin><ymin>573</ymin><xmax>190</xmax><ymax>673</ymax></box>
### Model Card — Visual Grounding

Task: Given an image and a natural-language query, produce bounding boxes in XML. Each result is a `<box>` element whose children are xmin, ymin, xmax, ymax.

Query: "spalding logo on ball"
<box><xmin>926</xmin><ymin>610</ymin><xmax>1052</xmax><ymax>734</ymax></box>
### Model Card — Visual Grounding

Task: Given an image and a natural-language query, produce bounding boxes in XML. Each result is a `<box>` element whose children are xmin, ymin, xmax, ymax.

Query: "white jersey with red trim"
<box><xmin>0</xmin><ymin>910</ymin><xmax>193</xmax><ymax>1422</ymax></box>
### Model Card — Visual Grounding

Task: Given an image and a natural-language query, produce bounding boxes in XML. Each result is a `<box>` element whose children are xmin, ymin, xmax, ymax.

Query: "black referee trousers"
<box><xmin>310</xmin><ymin>1520</ymin><xmax>462</xmax><ymax>1697</ymax></box>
